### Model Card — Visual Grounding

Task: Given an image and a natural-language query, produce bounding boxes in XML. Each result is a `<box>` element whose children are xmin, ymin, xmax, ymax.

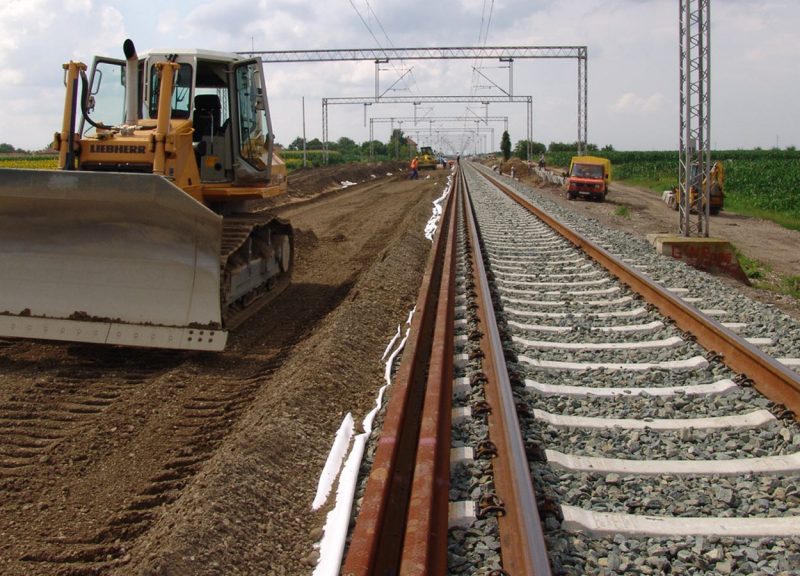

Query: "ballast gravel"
<box><xmin>458</xmin><ymin>164</ymin><xmax>800</xmax><ymax>575</ymax></box>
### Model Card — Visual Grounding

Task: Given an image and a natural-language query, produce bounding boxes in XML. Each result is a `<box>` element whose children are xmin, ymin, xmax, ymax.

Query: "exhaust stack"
<box><xmin>123</xmin><ymin>39</ymin><xmax>139</xmax><ymax>125</ymax></box>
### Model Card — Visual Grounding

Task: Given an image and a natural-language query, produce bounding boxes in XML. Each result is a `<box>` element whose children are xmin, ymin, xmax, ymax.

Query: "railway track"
<box><xmin>341</xmin><ymin>162</ymin><xmax>800</xmax><ymax>574</ymax></box>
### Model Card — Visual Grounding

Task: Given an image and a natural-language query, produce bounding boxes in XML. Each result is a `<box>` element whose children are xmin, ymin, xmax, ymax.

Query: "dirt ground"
<box><xmin>1</xmin><ymin>159</ymin><xmax>797</xmax><ymax>576</ymax></box>
<box><xmin>498</xmin><ymin>158</ymin><xmax>800</xmax><ymax>320</ymax></box>
<box><xmin>0</xmin><ymin>162</ymin><xmax>450</xmax><ymax>575</ymax></box>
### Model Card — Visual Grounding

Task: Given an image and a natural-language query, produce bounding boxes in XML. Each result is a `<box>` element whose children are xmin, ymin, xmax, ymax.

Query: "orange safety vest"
<box><xmin>411</xmin><ymin>158</ymin><xmax>418</xmax><ymax>169</ymax></box>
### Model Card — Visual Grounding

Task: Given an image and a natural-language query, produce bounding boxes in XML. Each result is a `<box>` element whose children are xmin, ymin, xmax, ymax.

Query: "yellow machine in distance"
<box><xmin>0</xmin><ymin>40</ymin><xmax>293</xmax><ymax>351</ymax></box>
<box><xmin>418</xmin><ymin>146</ymin><xmax>438</xmax><ymax>170</ymax></box>
<box><xmin>668</xmin><ymin>161</ymin><xmax>725</xmax><ymax>215</ymax></box>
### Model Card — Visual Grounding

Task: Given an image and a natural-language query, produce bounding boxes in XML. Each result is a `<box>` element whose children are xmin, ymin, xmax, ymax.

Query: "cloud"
<box><xmin>612</xmin><ymin>92</ymin><xmax>666</xmax><ymax>115</ymax></box>
<box><xmin>0</xmin><ymin>0</ymin><xmax>798</xmax><ymax>151</ymax></box>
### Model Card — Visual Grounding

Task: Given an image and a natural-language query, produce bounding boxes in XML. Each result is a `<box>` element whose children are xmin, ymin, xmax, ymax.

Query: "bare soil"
<box><xmin>0</xmin><ymin>163</ymin><xmax>450</xmax><ymax>575</ymax></box>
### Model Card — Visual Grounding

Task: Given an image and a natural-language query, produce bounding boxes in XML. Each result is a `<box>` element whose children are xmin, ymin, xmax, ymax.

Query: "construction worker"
<box><xmin>409</xmin><ymin>156</ymin><xmax>419</xmax><ymax>180</ymax></box>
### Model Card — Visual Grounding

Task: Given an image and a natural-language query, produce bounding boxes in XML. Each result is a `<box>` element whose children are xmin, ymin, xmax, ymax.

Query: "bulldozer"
<box><xmin>668</xmin><ymin>161</ymin><xmax>725</xmax><ymax>215</ymax></box>
<box><xmin>417</xmin><ymin>146</ymin><xmax>438</xmax><ymax>170</ymax></box>
<box><xmin>0</xmin><ymin>40</ymin><xmax>293</xmax><ymax>351</ymax></box>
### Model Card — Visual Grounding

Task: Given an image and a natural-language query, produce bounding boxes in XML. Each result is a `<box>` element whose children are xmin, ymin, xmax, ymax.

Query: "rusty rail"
<box><xmin>399</xmin><ymin>171</ymin><xmax>458</xmax><ymax>575</ymax></box>
<box><xmin>480</xmin><ymin>169</ymin><xmax>800</xmax><ymax>416</ymax></box>
<box><xmin>342</xmin><ymin>171</ymin><xmax>458</xmax><ymax>575</ymax></box>
<box><xmin>461</xmin><ymin>170</ymin><xmax>553</xmax><ymax>575</ymax></box>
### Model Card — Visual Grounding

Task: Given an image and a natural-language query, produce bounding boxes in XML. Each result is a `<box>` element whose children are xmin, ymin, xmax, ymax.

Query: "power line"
<box><xmin>464</xmin><ymin>0</ymin><xmax>496</xmax><ymax>153</ymax></box>
<box><xmin>348</xmin><ymin>0</ymin><xmax>418</xmax><ymax>96</ymax></box>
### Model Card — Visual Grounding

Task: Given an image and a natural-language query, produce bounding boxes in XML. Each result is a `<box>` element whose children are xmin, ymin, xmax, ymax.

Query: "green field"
<box><xmin>0</xmin><ymin>153</ymin><xmax>326</xmax><ymax>174</ymax></box>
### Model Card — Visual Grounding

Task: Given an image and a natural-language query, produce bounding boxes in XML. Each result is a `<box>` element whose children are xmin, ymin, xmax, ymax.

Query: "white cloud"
<box><xmin>0</xmin><ymin>0</ymin><xmax>797</xmax><ymax>151</ymax></box>
<box><xmin>612</xmin><ymin>92</ymin><xmax>666</xmax><ymax>115</ymax></box>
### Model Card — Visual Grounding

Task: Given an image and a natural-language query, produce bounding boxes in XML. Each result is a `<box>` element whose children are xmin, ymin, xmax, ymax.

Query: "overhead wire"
<box><xmin>347</xmin><ymin>0</ymin><xmax>419</xmax><ymax>95</ymax></box>
<box><xmin>348</xmin><ymin>0</ymin><xmax>421</xmax><ymax>146</ymax></box>
<box><xmin>460</xmin><ymin>0</ymin><xmax>495</xmax><ymax>156</ymax></box>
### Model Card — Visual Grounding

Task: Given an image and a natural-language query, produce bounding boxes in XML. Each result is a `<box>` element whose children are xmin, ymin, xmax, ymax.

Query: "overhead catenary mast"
<box><xmin>678</xmin><ymin>0</ymin><xmax>712</xmax><ymax>237</ymax></box>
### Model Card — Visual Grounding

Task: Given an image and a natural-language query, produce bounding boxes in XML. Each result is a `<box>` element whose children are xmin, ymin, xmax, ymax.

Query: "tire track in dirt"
<box><xmin>2</xmin><ymin>343</ymin><xmax>299</xmax><ymax>575</ymax></box>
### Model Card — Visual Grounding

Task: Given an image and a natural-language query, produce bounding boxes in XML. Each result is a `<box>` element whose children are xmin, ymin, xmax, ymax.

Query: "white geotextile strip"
<box><xmin>312</xmin><ymin>308</ymin><xmax>414</xmax><ymax>575</ymax></box>
<box><xmin>424</xmin><ymin>173</ymin><xmax>453</xmax><ymax>241</ymax></box>
<box><xmin>311</xmin><ymin>415</ymin><xmax>354</xmax><ymax>511</ymax></box>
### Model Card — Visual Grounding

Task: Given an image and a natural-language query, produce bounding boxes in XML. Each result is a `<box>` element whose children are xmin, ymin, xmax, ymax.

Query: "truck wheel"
<box><xmin>567</xmin><ymin>192</ymin><xmax>577</xmax><ymax>200</ymax></box>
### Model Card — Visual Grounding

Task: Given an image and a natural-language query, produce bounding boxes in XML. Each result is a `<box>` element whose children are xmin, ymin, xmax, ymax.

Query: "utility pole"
<box><xmin>302</xmin><ymin>96</ymin><xmax>307</xmax><ymax>168</ymax></box>
<box><xmin>678</xmin><ymin>0</ymin><xmax>712</xmax><ymax>237</ymax></box>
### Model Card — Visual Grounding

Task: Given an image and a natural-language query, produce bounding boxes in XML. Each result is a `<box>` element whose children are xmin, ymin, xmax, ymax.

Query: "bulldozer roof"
<box><xmin>141</xmin><ymin>48</ymin><xmax>245</xmax><ymax>63</ymax></box>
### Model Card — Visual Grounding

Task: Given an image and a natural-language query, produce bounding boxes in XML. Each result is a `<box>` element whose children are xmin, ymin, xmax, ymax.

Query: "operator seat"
<box><xmin>193</xmin><ymin>94</ymin><xmax>221</xmax><ymax>142</ymax></box>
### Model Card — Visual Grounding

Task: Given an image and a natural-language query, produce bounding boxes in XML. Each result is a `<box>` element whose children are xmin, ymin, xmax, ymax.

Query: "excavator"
<box><xmin>0</xmin><ymin>40</ymin><xmax>293</xmax><ymax>351</ymax></box>
<box><xmin>668</xmin><ymin>161</ymin><xmax>725</xmax><ymax>215</ymax></box>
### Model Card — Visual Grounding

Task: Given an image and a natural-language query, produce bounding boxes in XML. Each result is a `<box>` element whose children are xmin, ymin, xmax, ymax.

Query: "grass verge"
<box><xmin>734</xmin><ymin>248</ymin><xmax>800</xmax><ymax>300</ymax></box>
<box><xmin>614</xmin><ymin>206</ymin><xmax>631</xmax><ymax>218</ymax></box>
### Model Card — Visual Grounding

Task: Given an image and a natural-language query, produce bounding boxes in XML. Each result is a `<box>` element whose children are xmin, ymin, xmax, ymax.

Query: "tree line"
<box><xmin>281</xmin><ymin>127</ymin><xmax>615</xmax><ymax>167</ymax></box>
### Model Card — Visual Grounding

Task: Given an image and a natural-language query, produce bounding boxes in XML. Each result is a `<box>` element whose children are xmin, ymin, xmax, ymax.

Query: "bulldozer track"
<box><xmin>219</xmin><ymin>213</ymin><xmax>293</xmax><ymax>331</ymax></box>
<box><xmin>219</xmin><ymin>212</ymin><xmax>292</xmax><ymax>262</ymax></box>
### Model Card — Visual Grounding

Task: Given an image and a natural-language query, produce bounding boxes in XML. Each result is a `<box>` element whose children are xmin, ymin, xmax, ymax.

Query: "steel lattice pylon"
<box><xmin>679</xmin><ymin>0</ymin><xmax>712</xmax><ymax>237</ymax></box>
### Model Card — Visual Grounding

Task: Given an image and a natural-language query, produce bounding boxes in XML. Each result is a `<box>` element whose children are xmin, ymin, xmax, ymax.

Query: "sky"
<box><xmin>0</xmin><ymin>0</ymin><xmax>797</xmax><ymax>153</ymax></box>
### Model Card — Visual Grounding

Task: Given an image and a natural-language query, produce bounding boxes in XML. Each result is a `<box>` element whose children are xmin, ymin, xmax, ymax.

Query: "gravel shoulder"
<box><xmin>510</xmin><ymin>165</ymin><xmax>800</xmax><ymax>320</ymax></box>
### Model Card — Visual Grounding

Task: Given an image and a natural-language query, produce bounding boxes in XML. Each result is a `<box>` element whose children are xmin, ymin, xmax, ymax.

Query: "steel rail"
<box><xmin>479</xmin><ymin>169</ymin><xmax>800</xmax><ymax>416</ymax></box>
<box><xmin>342</xmin><ymin>173</ymin><xmax>458</xmax><ymax>575</ymax></box>
<box><xmin>461</xmin><ymin>170</ymin><xmax>553</xmax><ymax>575</ymax></box>
<box><xmin>399</xmin><ymin>170</ymin><xmax>459</xmax><ymax>575</ymax></box>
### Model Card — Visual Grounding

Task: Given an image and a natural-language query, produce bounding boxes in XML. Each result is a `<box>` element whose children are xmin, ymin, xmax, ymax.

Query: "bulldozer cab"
<box><xmin>80</xmin><ymin>49</ymin><xmax>276</xmax><ymax>190</ymax></box>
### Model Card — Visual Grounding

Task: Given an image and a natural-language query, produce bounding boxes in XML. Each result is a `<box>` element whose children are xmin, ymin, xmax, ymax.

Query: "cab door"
<box><xmin>231</xmin><ymin>58</ymin><xmax>275</xmax><ymax>184</ymax></box>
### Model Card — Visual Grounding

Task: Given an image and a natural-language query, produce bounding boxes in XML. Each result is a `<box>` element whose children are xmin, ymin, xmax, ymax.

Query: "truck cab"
<box><xmin>566</xmin><ymin>156</ymin><xmax>611</xmax><ymax>201</ymax></box>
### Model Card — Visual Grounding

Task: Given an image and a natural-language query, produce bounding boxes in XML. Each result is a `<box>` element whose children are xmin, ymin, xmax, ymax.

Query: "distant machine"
<box><xmin>418</xmin><ymin>146</ymin><xmax>438</xmax><ymax>170</ymax></box>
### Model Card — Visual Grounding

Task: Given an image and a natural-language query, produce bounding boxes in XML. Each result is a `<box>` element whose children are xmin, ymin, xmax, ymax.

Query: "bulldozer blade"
<box><xmin>0</xmin><ymin>168</ymin><xmax>227</xmax><ymax>351</ymax></box>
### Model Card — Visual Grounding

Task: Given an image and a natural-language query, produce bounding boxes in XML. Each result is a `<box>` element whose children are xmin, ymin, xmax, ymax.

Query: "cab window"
<box><xmin>148</xmin><ymin>62</ymin><xmax>192</xmax><ymax>119</ymax></box>
<box><xmin>235</xmin><ymin>61</ymin><xmax>269</xmax><ymax>170</ymax></box>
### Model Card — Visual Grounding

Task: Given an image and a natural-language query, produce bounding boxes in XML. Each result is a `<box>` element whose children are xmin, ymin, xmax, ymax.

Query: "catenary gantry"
<box><xmin>245</xmin><ymin>46</ymin><xmax>588</xmax><ymax>160</ymax></box>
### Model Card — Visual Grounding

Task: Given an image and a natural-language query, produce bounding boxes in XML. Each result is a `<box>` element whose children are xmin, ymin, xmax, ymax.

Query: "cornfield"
<box><xmin>724</xmin><ymin>159</ymin><xmax>800</xmax><ymax>215</ymax></box>
<box><xmin>0</xmin><ymin>156</ymin><xmax>59</xmax><ymax>170</ymax></box>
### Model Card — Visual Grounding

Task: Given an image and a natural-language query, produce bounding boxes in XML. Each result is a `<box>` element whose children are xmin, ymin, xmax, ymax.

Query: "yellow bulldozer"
<box><xmin>0</xmin><ymin>40</ymin><xmax>293</xmax><ymax>351</ymax></box>
<box><xmin>668</xmin><ymin>161</ymin><xmax>725</xmax><ymax>215</ymax></box>
<box><xmin>417</xmin><ymin>146</ymin><xmax>438</xmax><ymax>170</ymax></box>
